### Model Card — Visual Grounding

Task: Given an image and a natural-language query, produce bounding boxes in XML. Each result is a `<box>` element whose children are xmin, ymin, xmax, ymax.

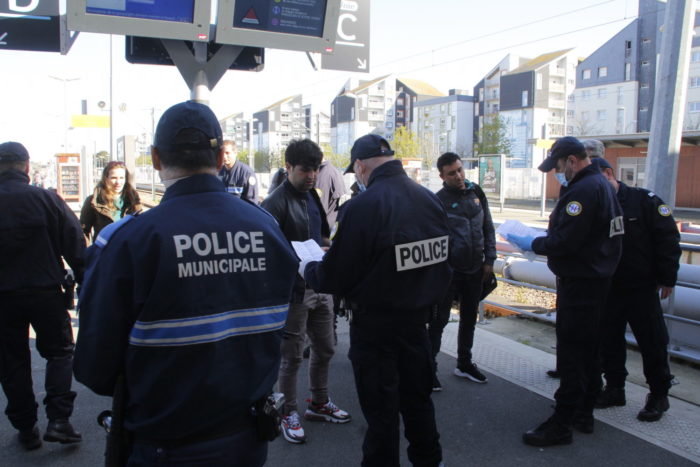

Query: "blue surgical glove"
<box><xmin>507</xmin><ymin>233</ymin><xmax>534</xmax><ymax>252</ymax></box>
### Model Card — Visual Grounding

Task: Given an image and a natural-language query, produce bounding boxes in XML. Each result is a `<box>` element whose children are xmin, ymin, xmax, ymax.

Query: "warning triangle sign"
<box><xmin>241</xmin><ymin>8</ymin><xmax>260</xmax><ymax>25</ymax></box>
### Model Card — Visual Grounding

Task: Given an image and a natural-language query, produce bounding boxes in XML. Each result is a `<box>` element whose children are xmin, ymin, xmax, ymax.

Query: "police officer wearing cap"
<box><xmin>218</xmin><ymin>139</ymin><xmax>259</xmax><ymax>203</ymax></box>
<box><xmin>304</xmin><ymin>134</ymin><xmax>452</xmax><ymax>467</ymax></box>
<box><xmin>0</xmin><ymin>141</ymin><xmax>85</xmax><ymax>450</ymax></box>
<box><xmin>74</xmin><ymin>101</ymin><xmax>298</xmax><ymax>466</ymax></box>
<box><xmin>508</xmin><ymin>136</ymin><xmax>623</xmax><ymax>446</ymax></box>
<box><xmin>590</xmin><ymin>156</ymin><xmax>680</xmax><ymax>422</ymax></box>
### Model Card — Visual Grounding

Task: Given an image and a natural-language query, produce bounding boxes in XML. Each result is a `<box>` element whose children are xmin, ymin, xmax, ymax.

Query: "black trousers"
<box><xmin>554</xmin><ymin>276</ymin><xmax>610</xmax><ymax>424</ymax></box>
<box><xmin>348</xmin><ymin>311</ymin><xmax>442</xmax><ymax>467</ymax></box>
<box><xmin>0</xmin><ymin>290</ymin><xmax>77</xmax><ymax>431</ymax></box>
<box><xmin>600</xmin><ymin>286</ymin><xmax>673</xmax><ymax>395</ymax></box>
<box><xmin>427</xmin><ymin>270</ymin><xmax>483</xmax><ymax>369</ymax></box>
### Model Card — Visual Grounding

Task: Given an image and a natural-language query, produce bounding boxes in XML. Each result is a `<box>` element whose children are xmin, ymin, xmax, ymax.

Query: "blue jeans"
<box><xmin>127</xmin><ymin>428</ymin><xmax>266</xmax><ymax>467</ymax></box>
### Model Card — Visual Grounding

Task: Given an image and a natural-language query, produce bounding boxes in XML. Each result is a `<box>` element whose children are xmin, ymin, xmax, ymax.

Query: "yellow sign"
<box><xmin>535</xmin><ymin>139</ymin><xmax>555</xmax><ymax>149</ymax></box>
<box><xmin>71</xmin><ymin>115</ymin><xmax>110</xmax><ymax>128</ymax></box>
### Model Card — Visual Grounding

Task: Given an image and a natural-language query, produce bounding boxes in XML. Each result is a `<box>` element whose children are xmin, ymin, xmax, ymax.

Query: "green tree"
<box><xmin>94</xmin><ymin>150</ymin><xmax>110</xmax><ymax>170</ymax></box>
<box><xmin>475</xmin><ymin>114</ymin><xmax>511</xmax><ymax>156</ymax></box>
<box><xmin>320</xmin><ymin>143</ymin><xmax>350</xmax><ymax>171</ymax></box>
<box><xmin>136</xmin><ymin>154</ymin><xmax>152</xmax><ymax>166</ymax></box>
<box><xmin>254</xmin><ymin>150</ymin><xmax>270</xmax><ymax>172</ymax></box>
<box><xmin>392</xmin><ymin>126</ymin><xmax>420</xmax><ymax>160</ymax></box>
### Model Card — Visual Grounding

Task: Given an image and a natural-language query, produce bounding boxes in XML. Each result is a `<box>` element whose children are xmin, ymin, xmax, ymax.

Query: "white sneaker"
<box><xmin>280</xmin><ymin>411</ymin><xmax>306</xmax><ymax>444</ymax></box>
<box><xmin>304</xmin><ymin>398</ymin><xmax>351</xmax><ymax>424</ymax></box>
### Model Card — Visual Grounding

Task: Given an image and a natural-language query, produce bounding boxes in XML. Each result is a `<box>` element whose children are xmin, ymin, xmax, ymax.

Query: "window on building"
<box><xmin>598</xmin><ymin>88</ymin><xmax>607</xmax><ymax>99</ymax></box>
<box><xmin>581</xmin><ymin>90</ymin><xmax>591</xmax><ymax>101</ymax></box>
<box><xmin>521</xmin><ymin>90</ymin><xmax>528</xmax><ymax>107</ymax></box>
<box><xmin>396</xmin><ymin>110</ymin><xmax>404</xmax><ymax>118</ymax></box>
<box><xmin>625</xmin><ymin>63</ymin><xmax>632</xmax><ymax>81</ymax></box>
<box><xmin>641</xmin><ymin>60</ymin><xmax>650</xmax><ymax>66</ymax></box>
<box><xmin>598</xmin><ymin>66</ymin><xmax>608</xmax><ymax>77</ymax></box>
<box><xmin>597</xmin><ymin>110</ymin><xmax>607</xmax><ymax>121</ymax></box>
<box><xmin>581</xmin><ymin>111</ymin><xmax>590</xmax><ymax>121</ymax></box>
<box><xmin>479</xmin><ymin>88</ymin><xmax>484</xmax><ymax>101</ymax></box>
<box><xmin>536</xmin><ymin>73</ymin><xmax>543</xmax><ymax>90</ymax></box>
<box><xmin>692</xmin><ymin>51</ymin><xmax>700</xmax><ymax>63</ymax></box>
<box><xmin>690</xmin><ymin>77</ymin><xmax>700</xmax><ymax>88</ymax></box>
<box><xmin>641</xmin><ymin>83</ymin><xmax>649</xmax><ymax>89</ymax></box>
<box><xmin>567</xmin><ymin>110</ymin><xmax>575</xmax><ymax>118</ymax></box>
<box><xmin>642</xmin><ymin>38</ymin><xmax>651</xmax><ymax>44</ymax></box>
<box><xmin>640</xmin><ymin>106</ymin><xmax>649</xmax><ymax>112</ymax></box>
<box><xmin>617</xmin><ymin>86</ymin><xmax>624</xmax><ymax>105</ymax></box>
<box><xmin>568</xmin><ymin>94</ymin><xmax>575</xmax><ymax>102</ymax></box>
<box><xmin>474</xmin><ymin>105</ymin><xmax>479</xmax><ymax>116</ymax></box>
<box><xmin>582</xmin><ymin>69</ymin><xmax>591</xmax><ymax>79</ymax></box>
<box><xmin>689</xmin><ymin>102</ymin><xmax>700</xmax><ymax>113</ymax></box>
<box><xmin>492</xmin><ymin>104</ymin><xmax>499</xmax><ymax>112</ymax></box>
<box><xmin>396</xmin><ymin>97</ymin><xmax>404</xmax><ymax>106</ymax></box>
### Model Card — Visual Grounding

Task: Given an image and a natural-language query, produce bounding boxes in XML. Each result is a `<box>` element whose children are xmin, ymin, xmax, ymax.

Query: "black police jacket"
<box><xmin>613</xmin><ymin>182</ymin><xmax>681</xmax><ymax>288</ymax></box>
<box><xmin>437</xmin><ymin>182</ymin><xmax>497</xmax><ymax>274</ymax></box>
<box><xmin>0</xmin><ymin>169</ymin><xmax>85</xmax><ymax>291</ymax></box>
<box><xmin>532</xmin><ymin>164</ymin><xmax>623</xmax><ymax>278</ymax></box>
<box><xmin>218</xmin><ymin>160</ymin><xmax>258</xmax><ymax>204</ymax></box>
<box><xmin>262</xmin><ymin>179</ymin><xmax>330</xmax><ymax>301</ymax></box>
<box><xmin>74</xmin><ymin>174</ymin><xmax>298</xmax><ymax>441</ymax></box>
<box><xmin>305</xmin><ymin>159</ymin><xmax>452</xmax><ymax>312</ymax></box>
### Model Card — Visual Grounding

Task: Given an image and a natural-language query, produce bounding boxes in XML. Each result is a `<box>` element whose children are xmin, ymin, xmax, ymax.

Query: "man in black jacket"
<box><xmin>591</xmin><ymin>157</ymin><xmax>680</xmax><ymax>422</ymax></box>
<box><xmin>0</xmin><ymin>141</ymin><xmax>85</xmax><ymax>450</ymax></box>
<box><xmin>218</xmin><ymin>139</ymin><xmax>258</xmax><ymax>204</ymax></box>
<box><xmin>261</xmin><ymin>139</ymin><xmax>351</xmax><ymax>445</ymax></box>
<box><xmin>428</xmin><ymin>152</ymin><xmax>496</xmax><ymax>390</ymax></box>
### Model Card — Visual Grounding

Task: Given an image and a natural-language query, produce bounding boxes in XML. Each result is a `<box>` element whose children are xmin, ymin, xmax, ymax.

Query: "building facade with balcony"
<box><xmin>412</xmin><ymin>89</ymin><xmax>475</xmax><ymax>162</ymax></box>
<box><xmin>302</xmin><ymin>104</ymin><xmax>331</xmax><ymax>148</ymax></box>
<box><xmin>219</xmin><ymin>112</ymin><xmax>249</xmax><ymax>150</ymax></box>
<box><xmin>252</xmin><ymin>94</ymin><xmax>306</xmax><ymax>162</ymax></box>
<box><xmin>330</xmin><ymin>75</ymin><xmax>444</xmax><ymax>155</ymax></box>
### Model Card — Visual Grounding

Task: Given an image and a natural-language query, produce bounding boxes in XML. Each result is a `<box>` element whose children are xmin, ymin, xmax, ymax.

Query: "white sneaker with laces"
<box><xmin>280</xmin><ymin>411</ymin><xmax>306</xmax><ymax>444</ymax></box>
<box><xmin>304</xmin><ymin>398</ymin><xmax>351</xmax><ymax>423</ymax></box>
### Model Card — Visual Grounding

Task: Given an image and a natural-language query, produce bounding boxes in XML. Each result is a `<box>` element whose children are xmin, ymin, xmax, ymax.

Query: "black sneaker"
<box><xmin>595</xmin><ymin>386</ymin><xmax>626</xmax><ymax>409</ymax></box>
<box><xmin>43</xmin><ymin>419</ymin><xmax>82</xmax><ymax>444</ymax></box>
<box><xmin>637</xmin><ymin>394</ymin><xmax>669</xmax><ymax>422</ymax></box>
<box><xmin>523</xmin><ymin>416</ymin><xmax>573</xmax><ymax>447</ymax></box>
<box><xmin>454</xmin><ymin>363</ymin><xmax>487</xmax><ymax>383</ymax></box>
<box><xmin>18</xmin><ymin>426</ymin><xmax>42</xmax><ymax>451</ymax></box>
<box><xmin>432</xmin><ymin>374</ymin><xmax>443</xmax><ymax>392</ymax></box>
<box><xmin>572</xmin><ymin>412</ymin><xmax>594</xmax><ymax>434</ymax></box>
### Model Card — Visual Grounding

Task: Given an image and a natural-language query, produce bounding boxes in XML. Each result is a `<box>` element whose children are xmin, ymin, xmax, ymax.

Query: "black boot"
<box><xmin>595</xmin><ymin>386</ymin><xmax>626</xmax><ymax>408</ymax></box>
<box><xmin>44</xmin><ymin>419</ymin><xmax>82</xmax><ymax>444</ymax></box>
<box><xmin>637</xmin><ymin>394</ymin><xmax>669</xmax><ymax>422</ymax></box>
<box><xmin>572</xmin><ymin>412</ymin><xmax>594</xmax><ymax>434</ymax></box>
<box><xmin>522</xmin><ymin>416</ymin><xmax>573</xmax><ymax>447</ymax></box>
<box><xmin>18</xmin><ymin>426</ymin><xmax>42</xmax><ymax>450</ymax></box>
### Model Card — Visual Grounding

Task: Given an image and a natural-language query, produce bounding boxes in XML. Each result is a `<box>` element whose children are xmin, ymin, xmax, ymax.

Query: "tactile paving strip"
<box><xmin>440</xmin><ymin>323</ymin><xmax>700</xmax><ymax>464</ymax></box>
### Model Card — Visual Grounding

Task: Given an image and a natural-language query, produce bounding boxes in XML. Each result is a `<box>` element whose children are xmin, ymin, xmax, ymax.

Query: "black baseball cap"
<box><xmin>153</xmin><ymin>101</ymin><xmax>223</xmax><ymax>151</ymax></box>
<box><xmin>538</xmin><ymin>136</ymin><xmax>585</xmax><ymax>172</ymax></box>
<box><xmin>590</xmin><ymin>157</ymin><xmax>613</xmax><ymax>171</ymax></box>
<box><xmin>345</xmin><ymin>134</ymin><xmax>395</xmax><ymax>174</ymax></box>
<box><xmin>0</xmin><ymin>142</ymin><xmax>29</xmax><ymax>162</ymax></box>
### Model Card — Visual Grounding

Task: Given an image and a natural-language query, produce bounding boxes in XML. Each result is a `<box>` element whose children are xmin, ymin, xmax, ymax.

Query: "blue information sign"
<box><xmin>87</xmin><ymin>0</ymin><xmax>194</xmax><ymax>23</ymax></box>
<box><xmin>233</xmin><ymin>0</ymin><xmax>327</xmax><ymax>38</ymax></box>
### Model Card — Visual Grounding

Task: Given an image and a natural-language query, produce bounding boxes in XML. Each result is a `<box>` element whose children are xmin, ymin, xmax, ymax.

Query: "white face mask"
<box><xmin>354</xmin><ymin>160</ymin><xmax>366</xmax><ymax>191</ymax></box>
<box><xmin>555</xmin><ymin>172</ymin><xmax>569</xmax><ymax>187</ymax></box>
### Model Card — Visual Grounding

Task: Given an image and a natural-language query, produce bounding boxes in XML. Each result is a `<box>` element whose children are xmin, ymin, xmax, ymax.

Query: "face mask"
<box><xmin>357</xmin><ymin>181</ymin><xmax>367</xmax><ymax>192</ymax></box>
<box><xmin>555</xmin><ymin>172</ymin><xmax>568</xmax><ymax>187</ymax></box>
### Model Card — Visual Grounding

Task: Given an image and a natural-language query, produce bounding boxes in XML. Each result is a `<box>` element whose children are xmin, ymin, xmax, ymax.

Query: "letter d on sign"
<box><xmin>10</xmin><ymin>0</ymin><xmax>39</xmax><ymax>13</ymax></box>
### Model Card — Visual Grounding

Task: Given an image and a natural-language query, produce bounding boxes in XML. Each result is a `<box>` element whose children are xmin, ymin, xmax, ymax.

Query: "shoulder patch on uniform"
<box><xmin>565</xmin><ymin>201</ymin><xmax>583</xmax><ymax>216</ymax></box>
<box><xmin>648</xmin><ymin>192</ymin><xmax>655</xmax><ymax>198</ymax></box>
<box><xmin>658</xmin><ymin>204</ymin><xmax>672</xmax><ymax>217</ymax></box>
<box><xmin>94</xmin><ymin>215</ymin><xmax>136</xmax><ymax>248</ymax></box>
<box><xmin>248</xmin><ymin>176</ymin><xmax>256</xmax><ymax>186</ymax></box>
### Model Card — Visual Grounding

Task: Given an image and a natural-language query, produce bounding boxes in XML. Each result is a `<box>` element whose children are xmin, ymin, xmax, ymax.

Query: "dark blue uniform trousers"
<box><xmin>349</xmin><ymin>310</ymin><xmax>442</xmax><ymax>467</ymax></box>
<box><xmin>128</xmin><ymin>426</ymin><xmax>266</xmax><ymax>466</ymax></box>
<box><xmin>0</xmin><ymin>290</ymin><xmax>76</xmax><ymax>431</ymax></box>
<box><xmin>600</xmin><ymin>286</ymin><xmax>673</xmax><ymax>395</ymax></box>
<box><xmin>554</xmin><ymin>277</ymin><xmax>610</xmax><ymax>423</ymax></box>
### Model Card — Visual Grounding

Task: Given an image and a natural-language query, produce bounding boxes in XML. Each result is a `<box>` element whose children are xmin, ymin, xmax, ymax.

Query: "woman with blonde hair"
<box><xmin>80</xmin><ymin>161</ymin><xmax>141</xmax><ymax>241</ymax></box>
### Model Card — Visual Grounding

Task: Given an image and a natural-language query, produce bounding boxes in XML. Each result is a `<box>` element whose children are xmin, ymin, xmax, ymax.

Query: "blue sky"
<box><xmin>0</xmin><ymin>0</ymin><xmax>645</xmax><ymax>162</ymax></box>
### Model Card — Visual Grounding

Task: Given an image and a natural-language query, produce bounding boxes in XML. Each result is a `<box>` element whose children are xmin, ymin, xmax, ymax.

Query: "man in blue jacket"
<box><xmin>74</xmin><ymin>101</ymin><xmax>298</xmax><ymax>466</ymax></box>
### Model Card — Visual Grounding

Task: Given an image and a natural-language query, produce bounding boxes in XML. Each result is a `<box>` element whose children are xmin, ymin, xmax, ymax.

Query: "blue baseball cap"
<box><xmin>590</xmin><ymin>157</ymin><xmax>613</xmax><ymax>171</ymax></box>
<box><xmin>538</xmin><ymin>136</ymin><xmax>585</xmax><ymax>172</ymax></box>
<box><xmin>0</xmin><ymin>142</ymin><xmax>29</xmax><ymax>162</ymax></box>
<box><xmin>153</xmin><ymin>101</ymin><xmax>223</xmax><ymax>151</ymax></box>
<box><xmin>345</xmin><ymin>134</ymin><xmax>395</xmax><ymax>174</ymax></box>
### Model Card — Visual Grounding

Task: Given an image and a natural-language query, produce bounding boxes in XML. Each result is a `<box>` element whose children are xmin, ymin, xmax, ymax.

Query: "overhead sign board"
<box><xmin>125</xmin><ymin>36</ymin><xmax>264</xmax><ymax>72</ymax></box>
<box><xmin>322</xmin><ymin>0</ymin><xmax>369</xmax><ymax>73</ymax></box>
<box><xmin>216</xmin><ymin>0</ymin><xmax>341</xmax><ymax>54</ymax></box>
<box><xmin>0</xmin><ymin>0</ymin><xmax>61</xmax><ymax>52</ymax></box>
<box><xmin>67</xmin><ymin>0</ymin><xmax>212</xmax><ymax>42</ymax></box>
<box><xmin>71</xmin><ymin>114</ymin><xmax>110</xmax><ymax>128</ymax></box>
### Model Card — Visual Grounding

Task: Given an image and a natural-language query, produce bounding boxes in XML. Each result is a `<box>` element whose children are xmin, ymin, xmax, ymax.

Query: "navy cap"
<box><xmin>153</xmin><ymin>101</ymin><xmax>223</xmax><ymax>151</ymax></box>
<box><xmin>0</xmin><ymin>142</ymin><xmax>29</xmax><ymax>162</ymax></box>
<box><xmin>590</xmin><ymin>157</ymin><xmax>613</xmax><ymax>171</ymax></box>
<box><xmin>538</xmin><ymin>136</ymin><xmax>585</xmax><ymax>172</ymax></box>
<box><xmin>345</xmin><ymin>134</ymin><xmax>395</xmax><ymax>174</ymax></box>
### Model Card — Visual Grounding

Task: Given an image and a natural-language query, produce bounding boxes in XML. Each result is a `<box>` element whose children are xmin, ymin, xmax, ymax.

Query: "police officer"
<box><xmin>508</xmin><ymin>136</ymin><xmax>623</xmax><ymax>446</ymax></box>
<box><xmin>591</xmin><ymin>157</ymin><xmax>680</xmax><ymax>422</ymax></box>
<box><xmin>74</xmin><ymin>101</ymin><xmax>298</xmax><ymax>466</ymax></box>
<box><xmin>304</xmin><ymin>134</ymin><xmax>452</xmax><ymax>467</ymax></box>
<box><xmin>0</xmin><ymin>141</ymin><xmax>85</xmax><ymax>450</ymax></box>
<box><xmin>218</xmin><ymin>139</ymin><xmax>259</xmax><ymax>203</ymax></box>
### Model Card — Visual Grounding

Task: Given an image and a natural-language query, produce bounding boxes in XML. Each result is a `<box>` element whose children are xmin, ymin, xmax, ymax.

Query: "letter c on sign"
<box><xmin>338</xmin><ymin>13</ymin><xmax>357</xmax><ymax>41</ymax></box>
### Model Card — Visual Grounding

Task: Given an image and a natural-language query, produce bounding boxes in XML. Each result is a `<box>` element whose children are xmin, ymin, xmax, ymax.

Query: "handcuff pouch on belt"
<box><xmin>252</xmin><ymin>392</ymin><xmax>285</xmax><ymax>441</ymax></box>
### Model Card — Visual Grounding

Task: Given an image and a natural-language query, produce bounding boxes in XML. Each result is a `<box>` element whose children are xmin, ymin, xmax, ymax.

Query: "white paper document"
<box><xmin>291</xmin><ymin>240</ymin><xmax>325</xmax><ymax>276</ymax></box>
<box><xmin>496</xmin><ymin>219</ymin><xmax>546</xmax><ymax>241</ymax></box>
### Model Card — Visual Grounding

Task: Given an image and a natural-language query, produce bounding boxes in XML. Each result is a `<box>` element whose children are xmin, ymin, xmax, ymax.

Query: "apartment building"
<box><xmin>330</xmin><ymin>75</ymin><xmax>444</xmax><ymax>155</ymax></box>
<box><xmin>302</xmin><ymin>104</ymin><xmax>331</xmax><ymax>148</ymax></box>
<box><xmin>412</xmin><ymin>89</ymin><xmax>475</xmax><ymax>160</ymax></box>
<box><xmin>252</xmin><ymin>94</ymin><xmax>305</xmax><ymax>158</ymax></box>
<box><xmin>219</xmin><ymin>112</ymin><xmax>249</xmax><ymax>150</ymax></box>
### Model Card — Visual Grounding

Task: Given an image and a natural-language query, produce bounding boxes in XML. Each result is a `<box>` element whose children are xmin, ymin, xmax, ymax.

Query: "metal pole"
<box><xmin>540</xmin><ymin>147</ymin><xmax>547</xmax><ymax>217</ymax></box>
<box><xmin>190</xmin><ymin>42</ymin><xmax>210</xmax><ymax>105</ymax></box>
<box><xmin>644</xmin><ymin>0</ymin><xmax>695</xmax><ymax>206</ymax></box>
<box><xmin>109</xmin><ymin>35</ymin><xmax>114</xmax><ymax>160</ymax></box>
